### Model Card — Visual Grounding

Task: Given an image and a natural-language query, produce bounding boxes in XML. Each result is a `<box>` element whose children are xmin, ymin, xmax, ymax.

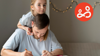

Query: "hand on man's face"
<box><xmin>41</xmin><ymin>50</ymin><xmax>54</xmax><ymax>56</ymax></box>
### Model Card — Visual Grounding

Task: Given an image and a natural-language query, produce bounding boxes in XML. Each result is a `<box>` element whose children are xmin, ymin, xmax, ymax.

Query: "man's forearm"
<box><xmin>1</xmin><ymin>48</ymin><xmax>21</xmax><ymax>56</ymax></box>
<box><xmin>51</xmin><ymin>49</ymin><xmax>63</xmax><ymax>56</ymax></box>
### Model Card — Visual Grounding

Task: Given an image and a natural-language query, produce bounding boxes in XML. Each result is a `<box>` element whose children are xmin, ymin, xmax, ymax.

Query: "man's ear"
<box><xmin>31</xmin><ymin>5</ymin><xmax>34</xmax><ymax>10</ymax></box>
<box><xmin>31</xmin><ymin>21</ymin><xmax>34</xmax><ymax>27</ymax></box>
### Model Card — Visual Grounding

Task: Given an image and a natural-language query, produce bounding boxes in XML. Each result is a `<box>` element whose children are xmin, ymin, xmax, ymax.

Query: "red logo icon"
<box><xmin>75</xmin><ymin>2</ymin><xmax>93</xmax><ymax>22</ymax></box>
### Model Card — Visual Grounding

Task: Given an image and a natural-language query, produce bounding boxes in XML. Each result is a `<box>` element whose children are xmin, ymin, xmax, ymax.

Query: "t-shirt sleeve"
<box><xmin>3</xmin><ymin>29</ymin><xmax>22</xmax><ymax>50</ymax></box>
<box><xmin>51</xmin><ymin>31</ymin><xmax>63</xmax><ymax>51</ymax></box>
<box><xmin>19</xmin><ymin>14</ymin><xmax>26</xmax><ymax>26</ymax></box>
<box><xmin>19</xmin><ymin>11</ymin><xmax>33</xmax><ymax>27</ymax></box>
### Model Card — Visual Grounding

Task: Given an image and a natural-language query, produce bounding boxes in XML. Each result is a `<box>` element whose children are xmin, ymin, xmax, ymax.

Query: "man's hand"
<box><xmin>41</xmin><ymin>50</ymin><xmax>54</xmax><ymax>56</ymax></box>
<box><xmin>21</xmin><ymin>49</ymin><xmax>33</xmax><ymax>56</ymax></box>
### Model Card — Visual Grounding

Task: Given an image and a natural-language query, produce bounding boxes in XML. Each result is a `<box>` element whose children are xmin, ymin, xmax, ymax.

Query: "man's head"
<box><xmin>31</xmin><ymin>13</ymin><xmax>49</xmax><ymax>40</ymax></box>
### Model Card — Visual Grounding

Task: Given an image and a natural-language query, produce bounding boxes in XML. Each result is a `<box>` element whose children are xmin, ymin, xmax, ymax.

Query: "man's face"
<box><xmin>32</xmin><ymin>25</ymin><xmax>48</xmax><ymax>39</ymax></box>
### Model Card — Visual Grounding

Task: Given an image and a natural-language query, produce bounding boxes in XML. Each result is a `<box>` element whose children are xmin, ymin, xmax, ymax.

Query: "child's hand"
<box><xmin>24</xmin><ymin>27</ymin><xmax>32</xmax><ymax>35</ymax></box>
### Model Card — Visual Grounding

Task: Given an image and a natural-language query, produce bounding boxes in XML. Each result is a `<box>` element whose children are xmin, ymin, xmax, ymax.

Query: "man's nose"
<box><xmin>37</xmin><ymin>34</ymin><xmax>41</xmax><ymax>38</ymax></box>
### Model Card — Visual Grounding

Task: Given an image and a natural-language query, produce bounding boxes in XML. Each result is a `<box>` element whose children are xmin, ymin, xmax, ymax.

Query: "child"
<box><xmin>17</xmin><ymin>0</ymin><xmax>47</xmax><ymax>35</ymax></box>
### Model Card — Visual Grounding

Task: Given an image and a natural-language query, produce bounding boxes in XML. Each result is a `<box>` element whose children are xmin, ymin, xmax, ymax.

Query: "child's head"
<box><xmin>30</xmin><ymin>0</ymin><xmax>47</xmax><ymax>16</ymax></box>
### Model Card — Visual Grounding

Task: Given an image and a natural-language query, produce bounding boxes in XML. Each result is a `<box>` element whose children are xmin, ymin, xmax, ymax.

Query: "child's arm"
<box><xmin>17</xmin><ymin>21</ymin><xmax>32</xmax><ymax>35</ymax></box>
<box><xmin>17</xmin><ymin>21</ymin><xmax>27</xmax><ymax>30</ymax></box>
<box><xmin>17</xmin><ymin>11</ymin><xmax>33</xmax><ymax>35</ymax></box>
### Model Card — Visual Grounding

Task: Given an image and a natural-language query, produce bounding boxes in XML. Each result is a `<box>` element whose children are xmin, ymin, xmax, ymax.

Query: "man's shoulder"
<box><xmin>48</xmin><ymin>30</ymin><xmax>55</xmax><ymax>37</ymax></box>
<box><xmin>14</xmin><ymin>28</ymin><xmax>26</xmax><ymax>35</ymax></box>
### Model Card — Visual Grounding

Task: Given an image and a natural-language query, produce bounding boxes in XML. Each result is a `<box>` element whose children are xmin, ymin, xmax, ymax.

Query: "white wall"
<box><xmin>46</xmin><ymin>0</ymin><xmax>50</xmax><ymax>17</ymax></box>
<box><xmin>50</xmin><ymin>0</ymin><xmax>100</xmax><ymax>43</ymax></box>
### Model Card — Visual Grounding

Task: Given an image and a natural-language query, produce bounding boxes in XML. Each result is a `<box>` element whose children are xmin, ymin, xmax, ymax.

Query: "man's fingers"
<box><xmin>45</xmin><ymin>50</ymin><xmax>50</xmax><ymax>56</ymax></box>
<box><xmin>27</xmin><ymin>51</ymin><xmax>32</xmax><ymax>54</ymax></box>
<box><xmin>44</xmin><ymin>50</ymin><xmax>51</xmax><ymax>56</ymax></box>
<box><xmin>42</xmin><ymin>50</ymin><xmax>47</xmax><ymax>56</ymax></box>
<box><xmin>26</xmin><ymin>53</ymin><xmax>33</xmax><ymax>56</ymax></box>
<box><xmin>45</xmin><ymin>50</ymin><xmax>49</xmax><ymax>53</ymax></box>
<box><xmin>42</xmin><ymin>50</ymin><xmax>46</xmax><ymax>53</ymax></box>
<box><xmin>25</xmin><ymin>49</ymin><xmax>33</xmax><ymax>56</ymax></box>
<box><xmin>42</xmin><ymin>50</ymin><xmax>50</xmax><ymax>56</ymax></box>
<box><xmin>25</xmin><ymin>49</ymin><xmax>27</xmax><ymax>50</ymax></box>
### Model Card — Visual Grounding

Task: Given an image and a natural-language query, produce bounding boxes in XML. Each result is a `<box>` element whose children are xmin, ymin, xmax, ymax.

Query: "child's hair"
<box><xmin>31</xmin><ymin>0</ymin><xmax>36</xmax><ymax>5</ymax></box>
<box><xmin>30</xmin><ymin>0</ymin><xmax>36</xmax><ymax>14</ymax></box>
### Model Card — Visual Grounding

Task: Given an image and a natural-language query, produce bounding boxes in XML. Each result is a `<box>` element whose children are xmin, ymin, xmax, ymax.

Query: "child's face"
<box><xmin>31</xmin><ymin>0</ymin><xmax>47</xmax><ymax>15</ymax></box>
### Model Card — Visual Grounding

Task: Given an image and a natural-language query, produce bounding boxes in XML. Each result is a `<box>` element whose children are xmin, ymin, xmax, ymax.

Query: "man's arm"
<box><xmin>50</xmin><ymin>30</ymin><xmax>64</xmax><ymax>55</ymax></box>
<box><xmin>51</xmin><ymin>49</ymin><xmax>63</xmax><ymax>56</ymax></box>
<box><xmin>1</xmin><ymin>48</ymin><xmax>33</xmax><ymax>56</ymax></box>
<box><xmin>1</xmin><ymin>29</ymin><xmax>32</xmax><ymax>56</ymax></box>
<box><xmin>1</xmin><ymin>48</ymin><xmax>21</xmax><ymax>56</ymax></box>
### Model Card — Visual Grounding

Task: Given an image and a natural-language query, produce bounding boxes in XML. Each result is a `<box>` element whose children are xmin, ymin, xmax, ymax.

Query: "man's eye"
<box><xmin>36</xmin><ymin>32</ymin><xmax>39</xmax><ymax>33</ymax></box>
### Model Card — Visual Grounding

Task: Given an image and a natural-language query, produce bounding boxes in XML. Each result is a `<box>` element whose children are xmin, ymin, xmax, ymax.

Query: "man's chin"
<box><xmin>34</xmin><ymin>36</ymin><xmax>40</xmax><ymax>39</ymax></box>
<box><xmin>35</xmin><ymin>37</ymin><xmax>39</xmax><ymax>39</ymax></box>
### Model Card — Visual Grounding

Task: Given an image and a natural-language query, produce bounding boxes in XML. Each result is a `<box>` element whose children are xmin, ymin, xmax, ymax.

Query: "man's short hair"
<box><xmin>33</xmin><ymin>13</ymin><xmax>50</xmax><ymax>29</ymax></box>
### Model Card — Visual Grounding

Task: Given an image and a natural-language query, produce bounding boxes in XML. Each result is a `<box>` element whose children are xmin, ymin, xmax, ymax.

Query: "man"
<box><xmin>1</xmin><ymin>14</ymin><xmax>63</xmax><ymax>56</ymax></box>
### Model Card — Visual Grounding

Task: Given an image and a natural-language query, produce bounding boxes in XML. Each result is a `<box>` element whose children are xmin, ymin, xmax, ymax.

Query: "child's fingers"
<box><xmin>28</xmin><ymin>28</ymin><xmax>31</xmax><ymax>31</ymax></box>
<box><xmin>27</xmin><ymin>32</ymin><xmax>31</xmax><ymax>35</ymax></box>
<box><xmin>26</xmin><ymin>28</ymin><xmax>32</xmax><ymax>35</ymax></box>
<box><xmin>25</xmin><ymin>27</ymin><xmax>30</xmax><ymax>31</ymax></box>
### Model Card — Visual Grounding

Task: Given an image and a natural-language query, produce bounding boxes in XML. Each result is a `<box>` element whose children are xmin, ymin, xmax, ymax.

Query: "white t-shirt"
<box><xmin>3</xmin><ymin>29</ymin><xmax>63</xmax><ymax>56</ymax></box>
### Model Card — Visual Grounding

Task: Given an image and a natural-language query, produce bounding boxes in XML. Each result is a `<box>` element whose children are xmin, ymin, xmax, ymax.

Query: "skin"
<box><xmin>31</xmin><ymin>21</ymin><xmax>48</xmax><ymax>41</ymax></box>
<box><xmin>31</xmin><ymin>0</ymin><xmax>46</xmax><ymax>15</ymax></box>
<box><xmin>41</xmin><ymin>49</ymin><xmax>63</xmax><ymax>56</ymax></box>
